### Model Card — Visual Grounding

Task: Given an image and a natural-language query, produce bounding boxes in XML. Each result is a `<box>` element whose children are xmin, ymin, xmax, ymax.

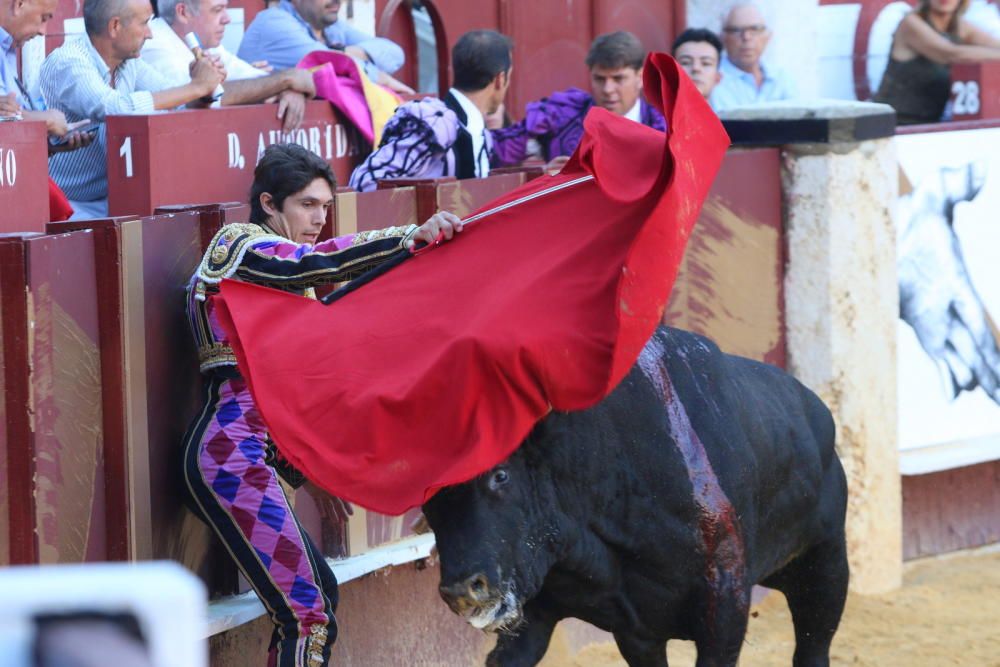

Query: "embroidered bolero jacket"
<box><xmin>187</xmin><ymin>222</ymin><xmax>416</xmax><ymax>374</ymax></box>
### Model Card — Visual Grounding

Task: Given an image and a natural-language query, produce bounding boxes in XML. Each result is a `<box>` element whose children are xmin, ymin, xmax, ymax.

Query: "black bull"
<box><xmin>423</xmin><ymin>326</ymin><xmax>848</xmax><ymax>667</ymax></box>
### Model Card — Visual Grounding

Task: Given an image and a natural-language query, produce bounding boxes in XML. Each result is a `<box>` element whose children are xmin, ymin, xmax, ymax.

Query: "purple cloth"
<box><xmin>348</xmin><ymin>97</ymin><xmax>460</xmax><ymax>192</ymax></box>
<box><xmin>491</xmin><ymin>87</ymin><xmax>667</xmax><ymax>167</ymax></box>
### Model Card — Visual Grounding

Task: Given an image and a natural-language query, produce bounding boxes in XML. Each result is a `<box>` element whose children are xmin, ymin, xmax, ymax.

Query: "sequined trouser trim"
<box><xmin>183</xmin><ymin>375</ymin><xmax>338</xmax><ymax>666</ymax></box>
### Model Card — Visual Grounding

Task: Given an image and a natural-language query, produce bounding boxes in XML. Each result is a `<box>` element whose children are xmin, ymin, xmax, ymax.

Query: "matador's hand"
<box><xmin>406</xmin><ymin>211</ymin><xmax>464</xmax><ymax>251</ymax></box>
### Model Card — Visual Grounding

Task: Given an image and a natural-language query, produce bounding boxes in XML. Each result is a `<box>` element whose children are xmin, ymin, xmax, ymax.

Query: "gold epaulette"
<box><xmin>350</xmin><ymin>224</ymin><xmax>417</xmax><ymax>246</ymax></box>
<box><xmin>196</xmin><ymin>223</ymin><xmax>285</xmax><ymax>284</ymax></box>
<box><xmin>197</xmin><ymin>341</ymin><xmax>238</xmax><ymax>371</ymax></box>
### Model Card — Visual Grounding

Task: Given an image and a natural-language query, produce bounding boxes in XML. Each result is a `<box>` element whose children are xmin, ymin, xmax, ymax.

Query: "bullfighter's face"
<box><xmin>424</xmin><ymin>431</ymin><xmax>564</xmax><ymax>634</ymax></box>
<box><xmin>259</xmin><ymin>177</ymin><xmax>333</xmax><ymax>245</ymax></box>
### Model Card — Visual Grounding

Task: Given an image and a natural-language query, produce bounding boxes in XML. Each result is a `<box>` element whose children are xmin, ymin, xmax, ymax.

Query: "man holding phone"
<box><xmin>0</xmin><ymin>0</ymin><xmax>94</xmax><ymax>220</ymax></box>
<box><xmin>0</xmin><ymin>0</ymin><xmax>92</xmax><ymax>148</ymax></box>
<box><xmin>41</xmin><ymin>0</ymin><xmax>225</xmax><ymax>219</ymax></box>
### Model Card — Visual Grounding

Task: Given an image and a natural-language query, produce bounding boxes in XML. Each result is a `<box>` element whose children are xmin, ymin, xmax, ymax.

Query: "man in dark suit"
<box><xmin>349</xmin><ymin>30</ymin><xmax>512</xmax><ymax>192</ymax></box>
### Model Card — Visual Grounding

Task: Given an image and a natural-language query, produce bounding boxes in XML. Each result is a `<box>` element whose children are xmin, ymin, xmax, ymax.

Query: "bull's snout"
<box><xmin>439</xmin><ymin>573</ymin><xmax>492</xmax><ymax>613</ymax></box>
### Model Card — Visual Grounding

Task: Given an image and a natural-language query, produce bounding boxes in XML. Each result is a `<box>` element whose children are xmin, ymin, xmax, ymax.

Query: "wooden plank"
<box><xmin>664</xmin><ymin>148</ymin><xmax>786</xmax><ymax>367</ymax></box>
<box><xmin>902</xmin><ymin>461</ymin><xmax>1000</xmax><ymax>559</ymax></box>
<box><xmin>0</xmin><ymin>234</ymin><xmax>40</xmax><ymax>564</ymax></box>
<box><xmin>336</xmin><ymin>186</ymin><xmax>419</xmax><ymax>236</ymax></box>
<box><xmin>25</xmin><ymin>230</ymin><xmax>107</xmax><ymax>564</ymax></box>
<box><xmin>435</xmin><ymin>172</ymin><xmax>525</xmax><ymax>219</ymax></box>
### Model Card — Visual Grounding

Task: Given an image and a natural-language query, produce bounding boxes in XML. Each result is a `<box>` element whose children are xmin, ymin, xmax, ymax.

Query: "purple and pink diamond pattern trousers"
<box><xmin>183</xmin><ymin>375</ymin><xmax>338</xmax><ymax>666</ymax></box>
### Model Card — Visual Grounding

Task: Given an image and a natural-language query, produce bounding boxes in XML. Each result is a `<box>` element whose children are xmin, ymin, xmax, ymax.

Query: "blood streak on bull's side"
<box><xmin>637</xmin><ymin>335</ymin><xmax>749</xmax><ymax>632</ymax></box>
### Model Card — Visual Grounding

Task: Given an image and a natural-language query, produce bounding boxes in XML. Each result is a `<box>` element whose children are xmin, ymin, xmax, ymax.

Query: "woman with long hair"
<box><xmin>875</xmin><ymin>0</ymin><xmax>1000</xmax><ymax>124</ymax></box>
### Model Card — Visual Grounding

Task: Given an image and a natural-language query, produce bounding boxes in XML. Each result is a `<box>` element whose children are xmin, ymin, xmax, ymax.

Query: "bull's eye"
<box><xmin>488</xmin><ymin>468</ymin><xmax>509</xmax><ymax>492</ymax></box>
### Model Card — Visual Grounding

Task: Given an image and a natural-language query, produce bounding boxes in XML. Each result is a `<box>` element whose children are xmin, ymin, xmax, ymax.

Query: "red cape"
<box><xmin>215</xmin><ymin>54</ymin><xmax>729</xmax><ymax>514</ymax></box>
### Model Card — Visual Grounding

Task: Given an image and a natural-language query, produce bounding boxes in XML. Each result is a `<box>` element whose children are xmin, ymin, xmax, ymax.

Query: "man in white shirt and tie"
<box><xmin>141</xmin><ymin>0</ymin><xmax>316</xmax><ymax>131</ymax></box>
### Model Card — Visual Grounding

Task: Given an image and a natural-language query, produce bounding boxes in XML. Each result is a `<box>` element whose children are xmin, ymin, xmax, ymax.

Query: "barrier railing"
<box><xmin>0</xmin><ymin>121</ymin><xmax>52</xmax><ymax>235</ymax></box>
<box><xmin>106</xmin><ymin>101</ymin><xmax>367</xmax><ymax>218</ymax></box>
<box><xmin>2</xmin><ymin>149</ymin><xmax>786</xmax><ymax>609</ymax></box>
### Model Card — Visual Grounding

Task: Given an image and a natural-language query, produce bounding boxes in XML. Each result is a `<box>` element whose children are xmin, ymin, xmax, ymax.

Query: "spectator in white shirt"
<box><xmin>41</xmin><ymin>0</ymin><xmax>225</xmax><ymax>218</ymax></box>
<box><xmin>142</xmin><ymin>0</ymin><xmax>316</xmax><ymax>131</ymax></box>
<box><xmin>711</xmin><ymin>2</ymin><xmax>798</xmax><ymax>111</ymax></box>
<box><xmin>0</xmin><ymin>0</ymin><xmax>93</xmax><ymax>152</ymax></box>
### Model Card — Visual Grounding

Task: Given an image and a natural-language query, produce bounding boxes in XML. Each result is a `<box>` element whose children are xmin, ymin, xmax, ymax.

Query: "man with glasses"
<box><xmin>711</xmin><ymin>2</ymin><xmax>797</xmax><ymax>111</ymax></box>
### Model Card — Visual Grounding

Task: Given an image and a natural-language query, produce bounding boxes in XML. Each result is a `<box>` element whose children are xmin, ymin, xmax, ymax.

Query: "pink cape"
<box><xmin>299</xmin><ymin>51</ymin><xmax>398</xmax><ymax>145</ymax></box>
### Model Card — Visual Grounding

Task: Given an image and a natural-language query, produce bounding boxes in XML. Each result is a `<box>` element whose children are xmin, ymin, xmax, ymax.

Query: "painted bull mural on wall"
<box><xmin>424</xmin><ymin>327</ymin><xmax>849</xmax><ymax>667</ymax></box>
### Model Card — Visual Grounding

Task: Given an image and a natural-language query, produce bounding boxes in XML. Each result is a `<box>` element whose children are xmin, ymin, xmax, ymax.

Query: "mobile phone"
<box><xmin>48</xmin><ymin>123</ymin><xmax>101</xmax><ymax>146</ymax></box>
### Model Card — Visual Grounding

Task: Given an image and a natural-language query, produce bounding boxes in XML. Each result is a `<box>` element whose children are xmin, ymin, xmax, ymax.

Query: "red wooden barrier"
<box><xmin>0</xmin><ymin>229</ymin><xmax>110</xmax><ymax>565</ymax></box>
<box><xmin>435</xmin><ymin>171</ymin><xmax>527</xmax><ymax>218</ymax></box>
<box><xmin>47</xmin><ymin>206</ymin><xmax>250</xmax><ymax>594</ymax></box>
<box><xmin>0</xmin><ymin>121</ymin><xmax>51</xmax><ymax>235</ymax></box>
<box><xmin>106</xmin><ymin>101</ymin><xmax>366</xmax><ymax>218</ymax></box>
<box><xmin>0</xmin><ymin>232</ymin><xmax>42</xmax><ymax>566</ymax></box>
<box><xmin>335</xmin><ymin>184</ymin><xmax>419</xmax><ymax>236</ymax></box>
<box><xmin>377</xmin><ymin>170</ymin><xmax>534</xmax><ymax>223</ymax></box>
<box><xmin>664</xmin><ymin>148</ymin><xmax>786</xmax><ymax>368</ymax></box>
<box><xmin>154</xmin><ymin>201</ymin><xmax>251</xmax><ymax>250</ymax></box>
<box><xmin>2</xmin><ymin>143</ymin><xmax>786</xmax><ymax>583</ymax></box>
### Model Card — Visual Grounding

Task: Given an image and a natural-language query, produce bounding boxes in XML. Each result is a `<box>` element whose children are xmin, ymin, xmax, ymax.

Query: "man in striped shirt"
<box><xmin>0</xmin><ymin>0</ymin><xmax>93</xmax><ymax>149</ymax></box>
<box><xmin>41</xmin><ymin>0</ymin><xmax>225</xmax><ymax>218</ymax></box>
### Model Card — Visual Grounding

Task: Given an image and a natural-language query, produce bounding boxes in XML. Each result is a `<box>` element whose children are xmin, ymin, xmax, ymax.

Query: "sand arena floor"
<box><xmin>537</xmin><ymin>547</ymin><xmax>1000</xmax><ymax>667</ymax></box>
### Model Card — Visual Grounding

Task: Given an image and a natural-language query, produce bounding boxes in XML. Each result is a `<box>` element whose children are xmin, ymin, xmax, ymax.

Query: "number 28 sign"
<box><xmin>947</xmin><ymin>63</ymin><xmax>1000</xmax><ymax>122</ymax></box>
<box><xmin>951</xmin><ymin>80</ymin><xmax>981</xmax><ymax>120</ymax></box>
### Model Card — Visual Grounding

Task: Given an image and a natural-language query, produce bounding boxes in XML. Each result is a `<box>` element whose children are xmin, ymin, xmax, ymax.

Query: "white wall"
<box><xmin>341</xmin><ymin>0</ymin><xmax>376</xmax><ymax>35</ymax></box>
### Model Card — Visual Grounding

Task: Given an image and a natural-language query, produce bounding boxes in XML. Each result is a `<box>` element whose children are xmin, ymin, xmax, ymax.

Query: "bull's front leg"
<box><xmin>691</xmin><ymin>509</ymin><xmax>751</xmax><ymax>667</ymax></box>
<box><xmin>691</xmin><ymin>585</ymin><xmax>750</xmax><ymax>667</ymax></box>
<box><xmin>613</xmin><ymin>632</ymin><xmax>668</xmax><ymax>667</ymax></box>
<box><xmin>485</xmin><ymin>602</ymin><xmax>558</xmax><ymax>667</ymax></box>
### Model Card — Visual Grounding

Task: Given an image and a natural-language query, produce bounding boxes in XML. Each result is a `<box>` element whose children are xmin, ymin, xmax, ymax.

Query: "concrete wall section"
<box><xmin>782</xmin><ymin>136</ymin><xmax>902</xmax><ymax>594</ymax></box>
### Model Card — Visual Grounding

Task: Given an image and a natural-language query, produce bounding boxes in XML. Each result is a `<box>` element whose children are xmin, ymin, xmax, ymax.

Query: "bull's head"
<box><xmin>423</xmin><ymin>419</ymin><xmax>571</xmax><ymax>633</ymax></box>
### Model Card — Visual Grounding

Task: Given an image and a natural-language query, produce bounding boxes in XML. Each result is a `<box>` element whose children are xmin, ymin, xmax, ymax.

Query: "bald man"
<box><xmin>711</xmin><ymin>1</ymin><xmax>797</xmax><ymax>110</ymax></box>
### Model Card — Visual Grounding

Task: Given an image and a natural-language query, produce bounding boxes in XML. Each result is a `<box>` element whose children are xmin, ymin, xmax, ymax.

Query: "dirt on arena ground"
<box><xmin>538</xmin><ymin>548</ymin><xmax>1000</xmax><ymax>667</ymax></box>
